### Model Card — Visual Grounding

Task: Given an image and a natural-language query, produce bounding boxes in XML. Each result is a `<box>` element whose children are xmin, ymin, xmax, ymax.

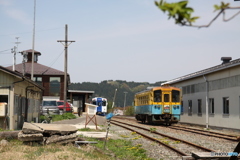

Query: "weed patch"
<box><xmin>40</xmin><ymin>113</ymin><xmax>77</xmax><ymax>122</ymax></box>
<box><xmin>86</xmin><ymin>137</ymin><xmax>153</xmax><ymax>160</ymax></box>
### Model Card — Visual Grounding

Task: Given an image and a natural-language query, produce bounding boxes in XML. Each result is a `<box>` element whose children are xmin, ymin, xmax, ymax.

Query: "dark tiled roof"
<box><xmin>6</xmin><ymin>62</ymin><xmax>66</xmax><ymax>75</ymax></box>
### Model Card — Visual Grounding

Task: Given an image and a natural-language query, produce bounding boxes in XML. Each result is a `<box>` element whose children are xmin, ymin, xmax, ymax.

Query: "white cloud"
<box><xmin>0</xmin><ymin>0</ymin><xmax>12</xmax><ymax>6</ymax></box>
<box><xmin>0</xmin><ymin>0</ymin><xmax>31</xmax><ymax>25</ymax></box>
<box><xmin>5</xmin><ymin>8</ymin><xmax>31</xmax><ymax>24</ymax></box>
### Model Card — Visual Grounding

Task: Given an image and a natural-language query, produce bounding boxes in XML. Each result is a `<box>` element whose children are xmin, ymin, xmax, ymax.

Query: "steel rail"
<box><xmin>170</xmin><ymin>125</ymin><xmax>237</xmax><ymax>138</ymax></box>
<box><xmin>113</xmin><ymin>116</ymin><xmax>238</xmax><ymax>142</ymax></box>
<box><xmin>112</xmin><ymin>119</ymin><xmax>215</xmax><ymax>153</ymax></box>
<box><xmin>168</xmin><ymin>126</ymin><xmax>238</xmax><ymax>142</ymax></box>
<box><xmin>111</xmin><ymin>121</ymin><xmax>188</xmax><ymax>157</ymax></box>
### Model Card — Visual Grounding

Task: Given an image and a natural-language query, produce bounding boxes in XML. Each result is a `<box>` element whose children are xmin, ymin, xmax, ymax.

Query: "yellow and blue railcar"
<box><xmin>134</xmin><ymin>85</ymin><xmax>181</xmax><ymax>125</ymax></box>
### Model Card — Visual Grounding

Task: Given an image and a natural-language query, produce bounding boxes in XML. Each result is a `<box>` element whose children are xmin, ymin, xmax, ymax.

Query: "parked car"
<box><xmin>57</xmin><ymin>100</ymin><xmax>72</xmax><ymax>114</ymax></box>
<box><xmin>40</xmin><ymin>100</ymin><xmax>60</xmax><ymax>115</ymax></box>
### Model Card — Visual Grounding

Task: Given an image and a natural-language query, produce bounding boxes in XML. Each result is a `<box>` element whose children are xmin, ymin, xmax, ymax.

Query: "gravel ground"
<box><xmin>106</xmin><ymin>118</ymin><xmax>239</xmax><ymax>160</ymax></box>
<box><xmin>53</xmin><ymin>115</ymin><xmax>239</xmax><ymax>160</ymax></box>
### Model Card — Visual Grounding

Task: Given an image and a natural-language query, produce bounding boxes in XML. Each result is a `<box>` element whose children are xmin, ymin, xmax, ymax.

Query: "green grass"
<box><xmin>78</xmin><ymin>127</ymin><xmax>106</xmax><ymax>132</ymax></box>
<box><xmin>40</xmin><ymin>113</ymin><xmax>77</xmax><ymax>122</ymax></box>
<box><xmin>84</xmin><ymin>137</ymin><xmax>154</xmax><ymax>160</ymax></box>
<box><xmin>0</xmin><ymin>126</ymin><xmax>154</xmax><ymax>160</ymax></box>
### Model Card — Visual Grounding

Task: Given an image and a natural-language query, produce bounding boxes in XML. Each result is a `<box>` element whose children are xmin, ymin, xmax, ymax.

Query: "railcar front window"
<box><xmin>154</xmin><ymin>90</ymin><xmax>162</xmax><ymax>102</ymax></box>
<box><xmin>92</xmin><ymin>101</ymin><xmax>96</xmax><ymax>105</ymax></box>
<box><xmin>102</xmin><ymin>101</ymin><xmax>106</xmax><ymax>106</ymax></box>
<box><xmin>164</xmin><ymin>94</ymin><xmax>169</xmax><ymax>102</ymax></box>
<box><xmin>172</xmin><ymin>90</ymin><xmax>180</xmax><ymax>102</ymax></box>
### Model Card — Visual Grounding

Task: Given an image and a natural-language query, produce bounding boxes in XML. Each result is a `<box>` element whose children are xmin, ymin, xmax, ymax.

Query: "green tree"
<box><xmin>155</xmin><ymin>0</ymin><xmax>240</xmax><ymax>28</ymax></box>
<box><xmin>125</xmin><ymin>106</ymin><xmax>135</xmax><ymax>116</ymax></box>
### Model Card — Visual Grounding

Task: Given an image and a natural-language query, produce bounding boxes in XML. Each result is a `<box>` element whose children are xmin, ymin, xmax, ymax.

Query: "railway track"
<box><xmin>111</xmin><ymin>119</ymin><xmax>215</xmax><ymax>158</ymax></box>
<box><xmin>168</xmin><ymin>125</ymin><xmax>238</xmax><ymax>142</ymax></box>
<box><xmin>113</xmin><ymin>116</ymin><xmax>239</xmax><ymax>142</ymax></box>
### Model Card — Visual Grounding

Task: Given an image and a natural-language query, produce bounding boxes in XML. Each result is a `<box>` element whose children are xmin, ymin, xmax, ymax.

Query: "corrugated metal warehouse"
<box><xmin>162</xmin><ymin>57</ymin><xmax>240</xmax><ymax>130</ymax></box>
<box><xmin>0</xmin><ymin>66</ymin><xmax>44</xmax><ymax>130</ymax></box>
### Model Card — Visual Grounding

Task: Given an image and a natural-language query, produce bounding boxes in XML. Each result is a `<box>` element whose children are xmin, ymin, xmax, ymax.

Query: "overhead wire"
<box><xmin>41</xmin><ymin>49</ymin><xmax>65</xmax><ymax>75</ymax></box>
<box><xmin>0</xmin><ymin>49</ymin><xmax>12</xmax><ymax>54</ymax></box>
<box><xmin>0</xmin><ymin>27</ymin><xmax>64</xmax><ymax>37</ymax></box>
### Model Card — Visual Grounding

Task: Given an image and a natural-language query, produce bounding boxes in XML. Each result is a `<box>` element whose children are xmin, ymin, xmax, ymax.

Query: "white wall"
<box><xmin>171</xmin><ymin>66</ymin><xmax>240</xmax><ymax>130</ymax></box>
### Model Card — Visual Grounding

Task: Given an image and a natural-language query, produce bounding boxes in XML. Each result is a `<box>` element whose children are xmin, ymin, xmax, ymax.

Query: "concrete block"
<box><xmin>18</xmin><ymin>131</ymin><xmax>43</xmax><ymax>142</ymax></box>
<box><xmin>22</xmin><ymin>122</ymin><xmax>43</xmax><ymax>134</ymax></box>
<box><xmin>35</xmin><ymin>123</ymin><xmax>77</xmax><ymax>135</ymax></box>
<box><xmin>45</xmin><ymin>133</ymin><xmax>78</xmax><ymax>144</ymax></box>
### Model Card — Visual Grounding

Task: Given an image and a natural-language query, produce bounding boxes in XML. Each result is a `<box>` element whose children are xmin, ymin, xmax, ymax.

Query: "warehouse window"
<box><xmin>197</xmin><ymin>99</ymin><xmax>202</xmax><ymax>115</ymax></box>
<box><xmin>181</xmin><ymin>101</ymin><xmax>184</xmax><ymax>115</ymax></box>
<box><xmin>188</xmin><ymin>100</ymin><xmax>192</xmax><ymax>116</ymax></box>
<box><xmin>223</xmin><ymin>97</ymin><xmax>229</xmax><ymax>115</ymax></box>
<box><xmin>209</xmin><ymin>98</ymin><xmax>214</xmax><ymax>114</ymax></box>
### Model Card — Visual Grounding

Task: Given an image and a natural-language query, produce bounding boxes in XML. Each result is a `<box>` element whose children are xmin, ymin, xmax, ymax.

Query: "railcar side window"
<box><xmin>172</xmin><ymin>90</ymin><xmax>180</xmax><ymax>102</ymax></box>
<box><xmin>154</xmin><ymin>90</ymin><xmax>162</xmax><ymax>102</ymax></box>
<box><xmin>164</xmin><ymin>94</ymin><xmax>169</xmax><ymax>102</ymax></box>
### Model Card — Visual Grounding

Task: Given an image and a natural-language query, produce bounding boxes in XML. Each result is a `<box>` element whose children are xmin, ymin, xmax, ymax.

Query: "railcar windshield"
<box><xmin>92</xmin><ymin>98</ymin><xmax>107</xmax><ymax>106</ymax></box>
<box><xmin>172</xmin><ymin>90</ymin><xmax>180</xmax><ymax>102</ymax></box>
<box><xmin>164</xmin><ymin>94</ymin><xmax>169</xmax><ymax>102</ymax></box>
<box><xmin>102</xmin><ymin>100</ymin><xmax>107</xmax><ymax>106</ymax></box>
<box><xmin>154</xmin><ymin>90</ymin><xmax>162</xmax><ymax>102</ymax></box>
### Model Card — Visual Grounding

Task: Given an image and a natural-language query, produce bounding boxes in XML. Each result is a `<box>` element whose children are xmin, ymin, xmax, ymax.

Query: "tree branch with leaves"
<box><xmin>155</xmin><ymin>0</ymin><xmax>240</xmax><ymax>28</ymax></box>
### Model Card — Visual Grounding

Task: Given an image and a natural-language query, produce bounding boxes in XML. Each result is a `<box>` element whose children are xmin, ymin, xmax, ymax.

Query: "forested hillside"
<box><xmin>69</xmin><ymin>80</ymin><xmax>166</xmax><ymax>107</ymax></box>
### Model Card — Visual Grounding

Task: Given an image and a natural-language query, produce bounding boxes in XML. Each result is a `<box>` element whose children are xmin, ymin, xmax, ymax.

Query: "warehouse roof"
<box><xmin>162</xmin><ymin>57</ymin><xmax>240</xmax><ymax>85</ymax></box>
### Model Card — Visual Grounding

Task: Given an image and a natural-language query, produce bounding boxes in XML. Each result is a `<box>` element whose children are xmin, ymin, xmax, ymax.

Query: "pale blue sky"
<box><xmin>0</xmin><ymin>0</ymin><xmax>240</xmax><ymax>83</ymax></box>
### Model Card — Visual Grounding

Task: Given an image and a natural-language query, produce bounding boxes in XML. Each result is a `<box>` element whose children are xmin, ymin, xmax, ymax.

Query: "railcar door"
<box><xmin>162</xmin><ymin>91</ymin><xmax>171</xmax><ymax>114</ymax></box>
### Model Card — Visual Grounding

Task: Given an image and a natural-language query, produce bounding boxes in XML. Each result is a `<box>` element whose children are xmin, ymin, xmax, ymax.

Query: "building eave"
<box><xmin>162</xmin><ymin>58</ymin><xmax>240</xmax><ymax>85</ymax></box>
<box><xmin>68</xmin><ymin>90</ymin><xmax>95</xmax><ymax>94</ymax></box>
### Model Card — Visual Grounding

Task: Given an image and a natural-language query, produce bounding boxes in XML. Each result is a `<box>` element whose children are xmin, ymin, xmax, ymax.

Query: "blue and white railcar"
<box><xmin>92</xmin><ymin>97</ymin><xmax>108</xmax><ymax>115</ymax></box>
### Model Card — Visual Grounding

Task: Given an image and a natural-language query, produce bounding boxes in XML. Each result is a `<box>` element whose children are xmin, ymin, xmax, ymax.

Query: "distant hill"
<box><xmin>69</xmin><ymin>80</ymin><xmax>166</xmax><ymax>107</ymax></box>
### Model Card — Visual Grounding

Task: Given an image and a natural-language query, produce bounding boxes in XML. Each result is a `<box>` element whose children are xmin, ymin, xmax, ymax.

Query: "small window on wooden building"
<box><xmin>49</xmin><ymin>77</ymin><xmax>60</xmax><ymax>96</ymax></box>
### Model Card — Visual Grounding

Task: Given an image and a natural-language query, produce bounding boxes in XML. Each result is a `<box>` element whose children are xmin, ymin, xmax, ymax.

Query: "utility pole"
<box><xmin>11</xmin><ymin>46</ymin><xmax>16</xmax><ymax>71</ymax></box>
<box><xmin>57</xmin><ymin>24</ymin><xmax>75</xmax><ymax>112</ymax></box>
<box><xmin>12</xmin><ymin>37</ymin><xmax>21</xmax><ymax>71</ymax></box>
<box><xmin>123</xmin><ymin>92</ymin><xmax>128</xmax><ymax>114</ymax></box>
<box><xmin>31</xmin><ymin>0</ymin><xmax>36</xmax><ymax>80</ymax></box>
<box><xmin>22</xmin><ymin>51</ymin><xmax>28</xmax><ymax>76</ymax></box>
<box><xmin>112</xmin><ymin>89</ymin><xmax>117</xmax><ymax>108</ymax></box>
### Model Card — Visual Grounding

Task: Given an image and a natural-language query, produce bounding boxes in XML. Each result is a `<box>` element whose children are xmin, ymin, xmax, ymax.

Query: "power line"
<box><xmin>0</xmin><ymin>27</ymin><xmax>64</xmax><ymax>37</ymax></box>
<box><xmin>41</xmin><ymin>49</ymin><xmax>65</xmax><ymax>75</ymax></box>
<box><xmin>0</xmin><ymin>49</ymin><xmax>11</xmax><ymax>53</ymax></box>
